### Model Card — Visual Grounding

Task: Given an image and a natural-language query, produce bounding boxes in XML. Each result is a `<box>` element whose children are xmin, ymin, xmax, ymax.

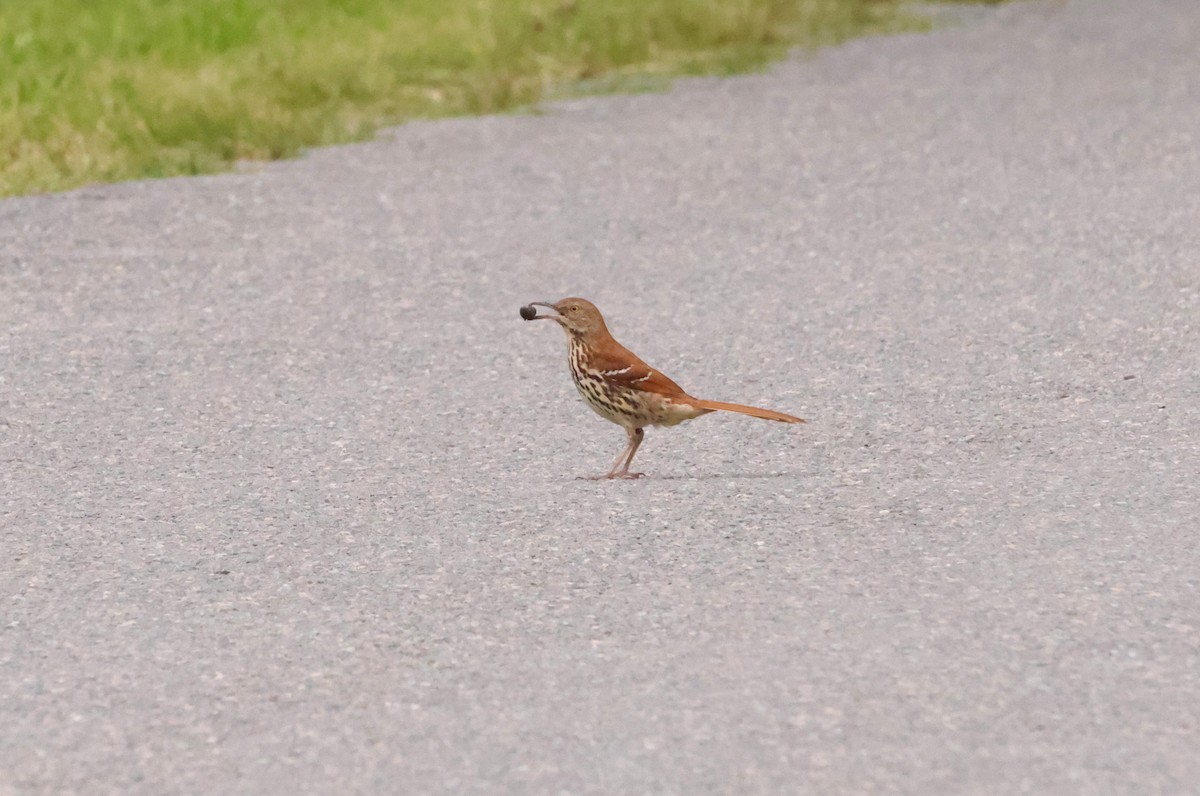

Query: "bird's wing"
<box><xmin>586</xmin><ymin>343</ymin><xmax>692</xmax><ymax>399</ymax></box>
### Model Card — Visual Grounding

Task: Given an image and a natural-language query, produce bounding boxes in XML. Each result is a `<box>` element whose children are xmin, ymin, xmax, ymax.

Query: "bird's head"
<box><xmin>522</xmin><ymin>297</ymin><xmax>608</xmax><ymax>339</ymax></box>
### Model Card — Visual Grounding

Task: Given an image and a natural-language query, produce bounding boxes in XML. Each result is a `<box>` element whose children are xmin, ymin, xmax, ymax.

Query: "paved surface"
<box><xmin>3</xmin><ymin>0</ymin><xmax>1199</xmax><ymax>792</ymax></box>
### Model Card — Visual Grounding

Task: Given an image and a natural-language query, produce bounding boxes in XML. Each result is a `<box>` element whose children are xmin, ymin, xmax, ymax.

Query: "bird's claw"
<box><xmin>577</xmin><ymin>471</ymin><xmax>646</xmax><ymax>481</ymax></box>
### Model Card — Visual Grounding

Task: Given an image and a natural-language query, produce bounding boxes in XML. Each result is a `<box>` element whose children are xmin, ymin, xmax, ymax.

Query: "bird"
<box><xmin>522</xmin><ymin>297</ymin><xmax>804</xmax><ymax>479</ymax></box>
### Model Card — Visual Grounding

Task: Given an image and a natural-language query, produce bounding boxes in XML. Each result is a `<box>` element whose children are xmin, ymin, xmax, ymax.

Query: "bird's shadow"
<box><xmin>575</xmin><ymin>471</ymin><xmax>803</xmax><ymax>482</ymax></box>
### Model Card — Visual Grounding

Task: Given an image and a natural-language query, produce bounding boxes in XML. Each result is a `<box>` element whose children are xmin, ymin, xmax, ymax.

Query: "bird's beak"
<box><xmin>526</xmin><ymin>301</ymin><xmax>563</xmax><ymax>322</ymax></box>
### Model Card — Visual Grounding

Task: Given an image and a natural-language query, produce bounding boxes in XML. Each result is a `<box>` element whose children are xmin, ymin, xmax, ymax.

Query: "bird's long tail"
<box><xmin>694</xmin><ymin>399</ymin><xmax>805</xmax><ymax>424</ymax></box>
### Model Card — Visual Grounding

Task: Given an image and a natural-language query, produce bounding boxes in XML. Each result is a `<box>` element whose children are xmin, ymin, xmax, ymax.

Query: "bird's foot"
<box><xmin>577</xmin><ymin>471</ymin><xmax>646</xmax><ymax>481</ymax></box>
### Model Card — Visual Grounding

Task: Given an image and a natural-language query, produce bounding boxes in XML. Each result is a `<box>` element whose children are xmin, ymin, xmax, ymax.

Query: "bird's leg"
<box><xmin>608</xmin><ymin>434</ymin><xmax>634</xmax><ymax>474</ymax></box>
<box><xmin>609</xmin><ymin>427</ymin><xmax>645</xmax><ymax>480</ymax></box>
<box><xmin>579</xmin><ymin>431</ymin><xmax>634</xmax><ymax>481</ymax></box>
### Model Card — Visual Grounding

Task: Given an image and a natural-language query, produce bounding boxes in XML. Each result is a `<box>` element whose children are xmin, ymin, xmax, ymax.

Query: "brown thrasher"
<box><xmin>522</xmin><ymin>297</ymin><xmax>805</xmax><ymax>479</ymax></box>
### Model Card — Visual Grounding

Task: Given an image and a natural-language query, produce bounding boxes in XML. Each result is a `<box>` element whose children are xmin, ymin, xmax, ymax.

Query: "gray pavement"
<box><xmin>3</xmin><ymin>0</ymin><xmax>1199</xmax><ymax>792</ymax></box>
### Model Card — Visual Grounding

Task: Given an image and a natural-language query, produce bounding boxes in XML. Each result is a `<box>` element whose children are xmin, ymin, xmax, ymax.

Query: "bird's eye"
<box><xmin>570</xmin><ymin>305</ymin><xmax>579</xmax><ymax>312</ymax></box>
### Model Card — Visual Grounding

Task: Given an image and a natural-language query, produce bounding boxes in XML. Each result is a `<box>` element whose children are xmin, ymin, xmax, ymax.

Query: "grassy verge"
<box><xmin>1</xmin><ymin>1</ymin><xmax>978</xmax><ymax>197</ymax></box>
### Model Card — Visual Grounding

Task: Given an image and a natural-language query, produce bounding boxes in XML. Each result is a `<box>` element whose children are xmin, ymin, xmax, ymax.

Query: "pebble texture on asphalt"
<box><xmin>2</xmin><ymin>0</ymin><xmax>1198</xmax><ymax>792</ymax></box>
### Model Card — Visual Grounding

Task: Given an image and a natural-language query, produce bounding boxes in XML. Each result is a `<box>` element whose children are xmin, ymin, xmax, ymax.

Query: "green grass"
<box><xmin>1</xmin><ymin>0</ymin><xmax>944</xmax><ymax>197</ymax></box>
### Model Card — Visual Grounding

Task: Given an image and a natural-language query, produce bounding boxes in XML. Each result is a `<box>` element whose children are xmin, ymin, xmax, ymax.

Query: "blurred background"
<box><xmin>0</xmin><ymin>0</ymin><xmax>999</xmax><ymax>198</ymax></box>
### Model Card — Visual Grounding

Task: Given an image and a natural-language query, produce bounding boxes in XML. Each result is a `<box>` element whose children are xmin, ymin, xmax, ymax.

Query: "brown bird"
<box><xmin>523</xmin><ymin>297</ymin><xmax>805</xmax><ymax>479</ymax></box>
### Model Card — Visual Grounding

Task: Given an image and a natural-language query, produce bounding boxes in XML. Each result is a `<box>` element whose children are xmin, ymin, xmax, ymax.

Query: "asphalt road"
<box><xmin>3</xmin><ymin>0</ymin><xmax>1199</xmax><ymax>793</ymax></box>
